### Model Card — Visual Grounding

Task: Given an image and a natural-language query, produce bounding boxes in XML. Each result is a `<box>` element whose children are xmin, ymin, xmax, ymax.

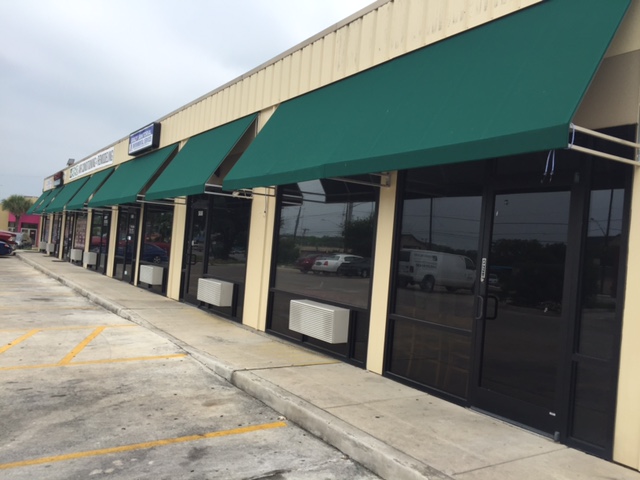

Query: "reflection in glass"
<box><xmin>270</xmin><ymin>178</ymin><xmax>377</xmax><ymax>364</ymax></box>
<box><xmin>182</xmin><ymin>194</ymin><xmax>251</xmax><ymax>320</ymax></box>
<box><xmin>73</xmin><ymin>214</ymin><xmax>87</xmax><ymax>250</ymax></box>
<box><xmin>481</xmin><ymin>191</ymin><xmax>570</xmax><ymax>409</ymax></box>
<box><xmin>274</xmin><ymin>179</ymin><xmax>377</xmax><ymax>310</ymax></box>
<box><xmin>389</xmin><ymin>162</ymin><xmax>483</xmax><ymax>398</ymax></box>
<box><xmin>570</xmin><ymin>157</ymin><xmax>629</xmax><ymax>451</ymax></box>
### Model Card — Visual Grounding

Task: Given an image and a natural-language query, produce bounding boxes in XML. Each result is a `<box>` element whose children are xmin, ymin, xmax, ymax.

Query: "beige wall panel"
<box><xmin>614</xmin><ymin>166</ymin><xmax>640</xmax><ymax>470</ymax></box>
<box><xmin>308</xmin><ymin>41</ymin><xmax>322</xmax><ymax>91</ymax></box>
<box><xmin>113</xmin><ymin>141</ymin><xmax>130</xmax><ymax>167</ymax></box>
<box><xmin>295</xmin><ymin>45</ymin><xmax>312</xmax><ymax>95</ymax></box>
<box><xmin>344</xmin><ymin>18</ymin><xmax>363</xmax><ymax>77</ymax></box>
<box><xmin>228</xmin><ymin>82</ymin><xmax>241</xmax><ymax>120</ymax></box>
<box><xmin>367</xmin><ymin>173</ymin><xmax>398</xmax><ymax>374</ymax></box>
<box><xmin>608</xmin><ymin>0</ymin><xmax>640</xmax><ymax>57</ymax></box>
<box><xmin>271</xmin><ymin>61</ymin><xmax>284</xmax><ymax>104</ymax></box>
<box><xmin>246</xmin><ymin>72</ymin><xmax>258</xmax><ymax>113</ymax></box>
<box><xmin>166</xmin><ymin>200</ymin><xmax>186</xmax><ymax>300</ymax></box>
<box><xmin>574</xmin><ymin>51</ymin><xmax>640</xmax><ymax>130</ymax></box>
<box><xmin>279</xmin><ymin>55</ymin><xmax>292</xmax><ymax>103</ymax></box>
<box><xmin>321</xmin><ymin>33</ymin><xmax>336</xmax><ymax>86</ymax></box>
<box><xmin>106</xmin><ymin>207</ymin><xmax>118</xmax><ymax>278</ymax></box>
<box><xmin>406</xmin><ymin>0</ymin><xmax>427</xmax><ymax>52</ymax></box>
<box><xmin>373</xmin><ymin>4</ymin><xmax>392</xmax><ymax>65</ymax></box>
<box><xmin>359</xmin><ymin>10</ymin><xmax>377</xmax><ymax>71</ymax></box>
<box><xmin>263</xmin><ymin>64</ymin><xmax>276</xmax><ymax>108</ymax></box>
<box><xmin>288</xmin><ymin>50</ymin><xmax>301</xmax><ymax>98</ymax></box>
<box><xmin>332</xmin><ymin>26</ymin><xmax>349</xmax><ymax>82</ymax></box>
<box><xmin>388</xmin><ymin>0</ymin><xmax>409</xmax><ymax>57</ymax></box>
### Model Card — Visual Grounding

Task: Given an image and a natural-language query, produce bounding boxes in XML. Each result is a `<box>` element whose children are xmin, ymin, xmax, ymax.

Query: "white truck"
<box><xmin>397</xmin><ymin>249</ymin><xmax>476</xmax><ymax>292</ymax></box>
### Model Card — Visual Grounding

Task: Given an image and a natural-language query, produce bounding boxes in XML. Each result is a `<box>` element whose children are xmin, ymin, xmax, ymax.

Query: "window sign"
<box><xmin>128</xmin><ymin>123</ymin><xmax>161</xmax><ymax>156</ymax></box>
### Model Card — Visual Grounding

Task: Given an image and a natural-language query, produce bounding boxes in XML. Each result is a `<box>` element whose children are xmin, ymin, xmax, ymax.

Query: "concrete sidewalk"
<box><xmin>15</xmin><ymin>251</ymin><xmax>640</xmax><ymax>480</ymax></box>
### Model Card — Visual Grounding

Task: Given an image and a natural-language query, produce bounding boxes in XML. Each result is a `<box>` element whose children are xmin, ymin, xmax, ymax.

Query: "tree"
<box><xmin>1</xmin><ymin>195</ymin><xmax>33</xmax><ymax>230</ymax></box>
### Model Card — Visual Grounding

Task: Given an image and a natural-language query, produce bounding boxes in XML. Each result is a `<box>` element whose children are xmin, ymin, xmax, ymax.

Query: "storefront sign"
<box><xmin>53</xmin><ymin>171</ymin><xmax>64</xmax><ymax>187</ymax></box>
<box><xmin>69</xmin><ymin>147</ymin><xmax>115</xmax><ymax>180</ymax></box>
<box><xmin>128</xmin><ymin>122</ymin><xmax>161</xmax><ymax>156</ymax></box>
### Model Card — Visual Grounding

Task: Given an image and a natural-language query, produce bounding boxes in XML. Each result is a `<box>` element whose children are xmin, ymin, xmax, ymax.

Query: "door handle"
<box><xmin>475</xmin><ymin>295</ymin><xmax>484</xmax><ymax>320</ymax></box>
<box><xmin>486</xmin><ymin>294</ymin><xmax>499</xmax><ymax>320</ymax></box>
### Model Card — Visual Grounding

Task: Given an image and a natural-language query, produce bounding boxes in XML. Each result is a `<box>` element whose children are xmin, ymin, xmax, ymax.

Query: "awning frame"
<box><xmin>568</xmin><ymin>123</ymin><xmax>640</xmax><ymax>166</ymax></box>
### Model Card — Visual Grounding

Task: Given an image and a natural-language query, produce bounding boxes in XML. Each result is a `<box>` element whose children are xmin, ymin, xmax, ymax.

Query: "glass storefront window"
<box><xmin>269</xmin><ymin>178</ymin><xmax>378</xmax><ymax>365</ymax></box>
<box><xmin>274</xmin><ymin>179</ymin><xmax>377</xmax><ymax>309</ymax></box>
<box><xmin>182</xmin><ymin>194</ymin><xmax>251</xmax><ymax>320</ymax></box>
<box><xmin>74</xmin><ymin>214</ymin><xmax>87</xmax><ymax>250</ymax></box>
<box><xmin>138</xmin><ymin>206</ymin><xmax>173</xmax><ymax>294</ymax></box>
<box><xmin>388</xmin><ymin>162</ymin><xmax>484</xmax><ymax>398</ymax></box>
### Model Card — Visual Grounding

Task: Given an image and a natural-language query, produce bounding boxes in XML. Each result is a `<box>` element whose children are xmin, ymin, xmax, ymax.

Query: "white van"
<box><xmin>397</xmin><ymin>249</ymin><xmax>476</xmax><ymax>292</ymax></box>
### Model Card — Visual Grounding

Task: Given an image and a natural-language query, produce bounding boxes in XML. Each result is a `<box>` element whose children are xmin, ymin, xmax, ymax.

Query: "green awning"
<box><xmin>88</xmin><ymin>145</ymin><xmax>178</xmax><ymax>208</ymax></box>
<box><xmin>66</xmin><ymin>168</ymin><xmax>115</xmax><ymax>211</ymax></box>
<box><xmin>144</xmin><ymin>114</ymin><xmax>256</xmax><ymax>201</ymax></box>
<box><xmin>27</xmin><ymin>190</ymin><xmax>53</xmax><ymax>215</ymax></box>
<box><xmin>32</xmin><ymin>187</ymin><xmax>62</xmax><ymax>214</ymax></box>
<box><xmin>43</xmin><ymin>177</ymin><xmax>90</xmax><ymax>213</ymax></box>
<box><xmin>223</xmin><ymin>0</ymin><xmax>631</xmax><ymax>191</ymax></box>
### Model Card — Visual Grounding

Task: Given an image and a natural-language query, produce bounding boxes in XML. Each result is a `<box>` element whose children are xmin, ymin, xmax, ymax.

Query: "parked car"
<box><xmin>295</xmin><ymin>254</ymin><xmax>323</xmax><ymax>273</ymax></box>
<box><xmin>142</xmin><ymin>243</ymin><xmax>169</xmax><ymax>264</ymax></box>
<box><xmin>337</xmin><ymin>257</ymin><xmax>372</xmax><ymax>277</ymax></box>
<box><xmin>0</xmin><ymin>240</ymin><xmax>13</xmax><ymax>257</ymax></box>
<box><xmin>312</xmin><ymin>253</ymin><xmax>363</xmax><ymax>275</ymax></box>
<box><xmin>397</xmin><ymin>249</ymin><xmax>475</xmax><ymax>292</ymax></box>
<box><xmin>14</xmin><ymin>232</ymin><xmax>32</xmax><ymax>249</ymax></box>
<box><xmin>0</xmin><ymin>230</ymin><xmax>16</xmax><ymax>247</ymax></box>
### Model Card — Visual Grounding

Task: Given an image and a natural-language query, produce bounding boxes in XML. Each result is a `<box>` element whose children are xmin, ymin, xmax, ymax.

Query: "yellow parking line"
<box><xmin>0</xmin><ymin>329</ymin><xmax>41</xmax><ymax>355</ymax></box>
<box><xmin>0</xmin><ymin>421</ymin><xmax>287</xmax><ymax>470</ymax></box>
<box><xmin>0</xmin><ymin>354</ymin><xmax>188</xmax><ymax>371</ymax></box>
<box><xmin>58</xmin><ymin>327</ymin><xmax>106</xmax><ymax>365</ymax></box>
<box><xmin>0</xmin><ymin>325</ymin><xmax>134</xmax><ymax>333</ymax></box>
<box><xmin>0</xmin><ymin>306</ymin><xmax>102</xmax><ymax>311</ymax></box>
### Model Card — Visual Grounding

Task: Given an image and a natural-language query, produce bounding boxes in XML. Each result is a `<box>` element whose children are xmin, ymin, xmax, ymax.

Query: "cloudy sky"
<box><xmin>0</xmin><ymin>0</ymin><xmax>374</xmax><ymax>201</ymax></box>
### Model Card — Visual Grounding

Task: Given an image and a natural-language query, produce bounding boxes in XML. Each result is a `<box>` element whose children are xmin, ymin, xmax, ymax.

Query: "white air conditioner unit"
<box><xmin>139</xmin><ymin>265</ymin><xmax>164</xmax><ymax>286</ymax></box>
<box><xmin>39</xmin><ymin>242</ymin><xmax>48</xmax><ymax>252</ymax></box>
<box><xmin>289</xmin><ymin>299</ymin><xmax>350</xmax><ymax>344</ymax></box>
<box><xmin>70</xmin><ymin>249</ymin><xmax>83</xmax><ymax>262</ymax></box>
<box><xmin>46</xmin><ymin>243</ymin><xmax>55</xmax><ymax>255</ymax></box>
<box><xmin>197</xmin><ymin>278</ymin><xmax>233</xmax><ymax>307</ymax></box>
<box><xmin>83</xmin><ymin>251</ymin><xmax>98</xmax><ymax>267</ymax></box>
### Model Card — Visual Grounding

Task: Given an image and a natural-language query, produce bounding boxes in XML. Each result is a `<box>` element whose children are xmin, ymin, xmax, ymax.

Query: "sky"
<box><xmin>0</xmin><ymin>0</ymin><xmax>374</xmax><ymax>201</ymax></box>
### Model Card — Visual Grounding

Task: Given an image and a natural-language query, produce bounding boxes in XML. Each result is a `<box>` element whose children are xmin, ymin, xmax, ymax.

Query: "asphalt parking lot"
<box><xmin>0</xmin><ymin>257</ymin><xmax>379</xmax><ymax>479</ymax></box>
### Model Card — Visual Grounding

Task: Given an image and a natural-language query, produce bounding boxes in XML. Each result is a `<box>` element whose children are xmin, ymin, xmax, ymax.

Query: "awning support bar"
<box><xmin>568</xmin><ymin>123</ymin><xmax>640</xmax><ymax>166</ymax></box>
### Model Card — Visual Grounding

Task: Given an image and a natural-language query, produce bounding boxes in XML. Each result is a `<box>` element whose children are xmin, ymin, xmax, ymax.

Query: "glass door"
<box><xmin>114</xmin><ymin>208</ymin><xmax>139</xmax><ymax>283</ymax></box>
<box><xmin>473</xmin><ymin>189</ymin><xmax>571</xmax><ymax>435</ymax></box>
<box><xmin>182</xmin><ymin>198</ymin><xmax>208</xmax><ymax>304</ymax></box>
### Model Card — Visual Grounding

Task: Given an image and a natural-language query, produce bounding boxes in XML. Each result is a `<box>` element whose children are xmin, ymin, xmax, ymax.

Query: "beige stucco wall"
<box><xmin>367</xmin><ymin>172</ymin><xmax>398</xmax><ymax>374</ymax></box>
<box><xmin>166</xmin><ymin>198</ymin><xmax>187</xmax><ymax>301</ymax></box>
<box><xmin>242</xmin><ymin>108</ymin><xmax>278</xmax><ymax>331</ymax></box>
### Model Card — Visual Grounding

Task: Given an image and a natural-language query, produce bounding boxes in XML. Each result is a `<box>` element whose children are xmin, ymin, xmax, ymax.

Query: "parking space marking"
<box><xmin>0</xmin><ymin>305</ymin><xmax>103</xmax><ymax>311</ymax></box>
<box><xmin>0</xmin><ymin>354</ymin><xmax>188</xmax><ymax>371</ymax></box>
<box><xmin>0</xmin><ymin>329</ymin><xmax>41</xmax><ymax>354</ymax></box>
<box><xmin>0</xmin><ymin>325</ymin><xmax>134</xmax><ymax>333</ymax></box>
<box><xmin>0</xmin><ymin>421</ymin><xmax>288</xmax><ymax>471</ymax></box>
<box><xmin>58</xmin><ymin>326</ymin><xmax>106</xmax><ymax>365</ymax></box>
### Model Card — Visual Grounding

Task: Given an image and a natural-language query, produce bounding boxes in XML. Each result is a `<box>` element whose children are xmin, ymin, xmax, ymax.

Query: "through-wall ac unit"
<box><xmin>197</xmin><ymin>278</ymin><xmax>233</xmax><ymax>307</ymax></box>
<box><xmin>289</xmin><ymin>299</ymin><xmax>350</xmax><ymax>344</ymax></box>
<box><xmin>139</xmin><ymin>265</ymin><xmax>164</xmax><ymax>286</ymax></box>
<box><xmin>83</xmin><ymin>251</ymin><xmax>98</xmax><ymax>267</ymax></box>
<box><xmin>45</xmin><ymin>243</ymin><xmax>55</xmax><ymax>255</ymax></box>
<box><xmin>70</xmin><ymin>249</ymin><xmax>83</xmax><ymax>262</ymax></box>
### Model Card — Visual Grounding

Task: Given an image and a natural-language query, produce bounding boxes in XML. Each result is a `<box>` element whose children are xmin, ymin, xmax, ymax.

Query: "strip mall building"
<box><xmin>29</xmin><ymin>0</ymin><xmax>640</xmax><ymax>468</ymax></box>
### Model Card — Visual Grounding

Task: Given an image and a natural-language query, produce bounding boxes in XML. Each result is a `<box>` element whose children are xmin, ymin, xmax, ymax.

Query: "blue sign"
<box><xmin>128</xmin><ymin>122</ymin><xmax>161</xmax><ymax>155</ymax></box>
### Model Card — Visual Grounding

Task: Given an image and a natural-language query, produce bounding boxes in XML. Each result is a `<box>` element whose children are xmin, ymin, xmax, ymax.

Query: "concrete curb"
<box><xmin>17</xmin><ymin>253</ymin><xmax>450</xmax><ymax>480</ymax></box>
<box><xmin>233</xmin><ymin>370</ymin><xmax>453</xmax><ymax>480</ymax></box>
